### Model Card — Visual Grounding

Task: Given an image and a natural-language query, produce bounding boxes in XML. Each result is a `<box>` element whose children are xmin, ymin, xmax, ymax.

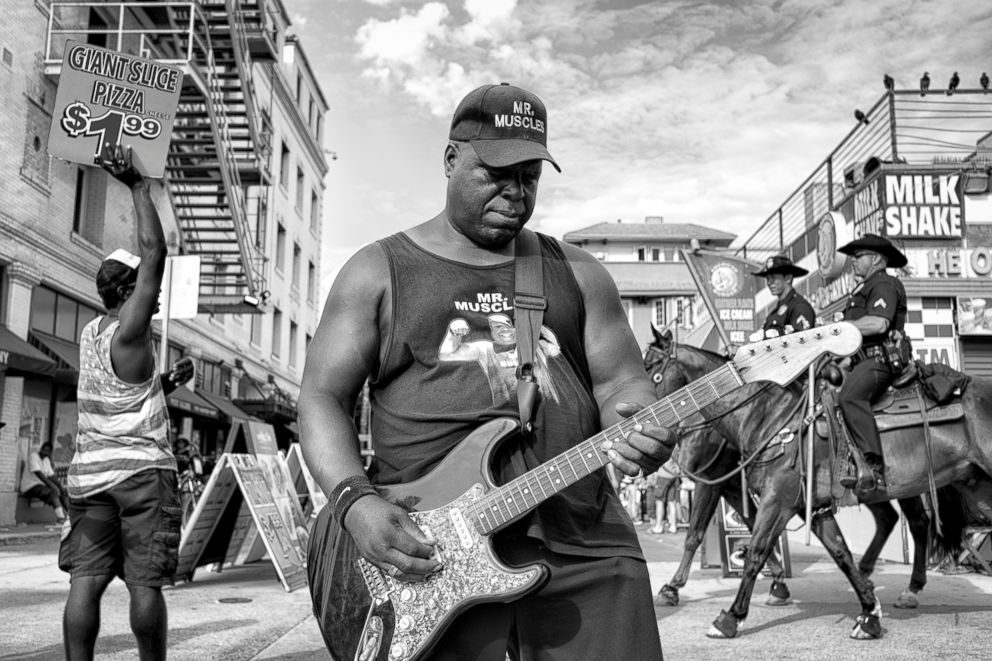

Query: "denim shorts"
<box><xmin>59</xmin><ymin>469</ymin><xmax>181</xmax><ymax>587</ymax></box>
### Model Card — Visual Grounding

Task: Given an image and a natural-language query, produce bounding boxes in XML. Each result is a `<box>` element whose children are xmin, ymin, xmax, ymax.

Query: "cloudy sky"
<box><xmin>289</xmin><ymin>0</ymin><xmax>992</xmax><ymax>292</ymax></box>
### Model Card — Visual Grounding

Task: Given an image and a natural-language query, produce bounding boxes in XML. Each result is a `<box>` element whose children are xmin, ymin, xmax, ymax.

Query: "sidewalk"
<box><xmin>0</xmin><ymin>521</ymin><xmax>62</xmax><ymax>546</ymax></box>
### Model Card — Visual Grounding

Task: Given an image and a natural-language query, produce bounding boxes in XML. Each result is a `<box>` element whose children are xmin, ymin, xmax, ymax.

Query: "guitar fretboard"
<box><xmin>468</xmin><ymin>362</ymin><xmax>744</xmax><ymax>534</ymax></box>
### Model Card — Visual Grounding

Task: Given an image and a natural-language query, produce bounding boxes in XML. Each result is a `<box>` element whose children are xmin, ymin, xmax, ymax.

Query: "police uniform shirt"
<box><xmin>844</xmin><ymin>270</ymin><xmax>907</xmax><ymax>347</ymax></box>
<box><xmin>762</xmin><ymin>288</ymin><xmax>815</xmax><ymax>333</ymax></box>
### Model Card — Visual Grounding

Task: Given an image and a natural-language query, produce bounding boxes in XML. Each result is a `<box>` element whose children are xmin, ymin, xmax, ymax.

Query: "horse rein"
<box><xmin>645</xmin><ymin>341</ymin><xmax>808</xmax><ymax>488</ymax></box>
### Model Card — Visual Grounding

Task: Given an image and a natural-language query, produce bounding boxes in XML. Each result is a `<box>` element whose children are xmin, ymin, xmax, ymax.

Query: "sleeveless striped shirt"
<box><xmin>67</xmin><ymin>316</ymin><xmax>175</xmax><ymax>499</ymax></box>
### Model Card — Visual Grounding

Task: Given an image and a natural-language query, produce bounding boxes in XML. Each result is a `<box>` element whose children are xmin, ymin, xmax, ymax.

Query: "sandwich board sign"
<box><xmin>47</xmin><ymin>40</ymin><xmax>182</xmax><ymax>177</ymax></box>
<box><xmin>175</xmin><ymin>453</ymin><xmax>308</xmax><ymax>592</ymax></box>
<box><xmin>286</xmin><ymin>442</ymin><xmax>328</xmax><ymax>517</ymax></box>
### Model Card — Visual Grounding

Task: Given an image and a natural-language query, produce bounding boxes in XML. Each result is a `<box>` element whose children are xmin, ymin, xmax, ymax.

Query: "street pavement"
<box><xmin>1</xmin><ymin>522</ymin><xmax>990</xmax><ymax>660</ymax></box>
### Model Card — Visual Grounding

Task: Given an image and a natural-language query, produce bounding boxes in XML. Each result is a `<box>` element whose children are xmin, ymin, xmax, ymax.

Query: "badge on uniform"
<box><xmin>873</xmin><ymin>299</ymin><xmax>887</xmax><ymax>309</ymax></box>
<box><xmin>777</xmin><ymin>305</ymin><xmax>787</xmax><ymax>316</ymax></box>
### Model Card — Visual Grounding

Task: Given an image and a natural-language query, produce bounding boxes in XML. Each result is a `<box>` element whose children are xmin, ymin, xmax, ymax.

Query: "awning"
<box><xmin>0</xmin><ymin>325</ymin><xmax>56</xmax><ymax>377</ymax></box>
<box><xmin>197</xmin><ymin>390</ymin><xmax>250</xmax><ymax>421</ymax></box>
<box><xmin>234</xmin><ymin>397</ymin><xmax>297</xmax><ymax>424</ymax></box>
<box><xmin>167</xmin><ymin>386</ymin><xmax>220</xmax><ymax>419</ymax></box>
<box><xmin>29</xmin><ymin>330</ymin><xmax>81</xmax><ymax>371</ymax></box>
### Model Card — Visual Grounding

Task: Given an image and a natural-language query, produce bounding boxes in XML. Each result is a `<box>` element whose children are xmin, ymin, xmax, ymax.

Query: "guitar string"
<box><xmin>464</xmin><ymin>330</ymin><xmax>848</xmax><ymax>532</ymax></box>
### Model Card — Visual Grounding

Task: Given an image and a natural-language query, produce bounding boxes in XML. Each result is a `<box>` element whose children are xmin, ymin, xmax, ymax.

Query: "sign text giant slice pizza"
<box><xmin>47</xmin><ymin>41</ymin><xmax>182</xmax><ymax>177</ymax></box>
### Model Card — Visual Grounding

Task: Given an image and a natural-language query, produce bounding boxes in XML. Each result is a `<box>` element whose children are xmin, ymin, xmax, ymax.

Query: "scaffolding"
<box><xmin>735</xmin><ymin>88</ymin><xmax>992</xmax><ymax>263</ymax></box>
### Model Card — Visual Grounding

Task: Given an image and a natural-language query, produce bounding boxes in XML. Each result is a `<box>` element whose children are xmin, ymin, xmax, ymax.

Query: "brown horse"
<box><xmin>644</xmin><ymin>331</ymin><xmax>792</xmax><ymax>609</ymax></box>
<box><xmin>645</xmin><ymin>329</ymin><xmax>987</xmax><ymax>639</ymax></box>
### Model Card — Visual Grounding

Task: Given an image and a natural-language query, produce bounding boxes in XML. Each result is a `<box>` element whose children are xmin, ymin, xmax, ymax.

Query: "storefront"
<box><xmin>796</xmin><ymin>163</ymin><xmax>992</xmax><ymax>375</ymax></box>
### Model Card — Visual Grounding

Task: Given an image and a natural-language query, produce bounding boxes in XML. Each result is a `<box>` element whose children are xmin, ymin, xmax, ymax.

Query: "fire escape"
<box><xmin>44</xmin><ymin>1</ymin><xmax>276</xmax><ymax>313</ymax></box>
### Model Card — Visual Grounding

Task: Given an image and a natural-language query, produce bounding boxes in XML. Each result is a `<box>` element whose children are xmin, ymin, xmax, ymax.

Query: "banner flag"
<box><xmin>681</xmin><ymin>249</ymin><xmax>760</xmax><ymax>350</ymax></box>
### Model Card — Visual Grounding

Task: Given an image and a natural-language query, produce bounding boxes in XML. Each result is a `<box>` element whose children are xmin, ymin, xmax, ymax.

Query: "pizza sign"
<box><xmin>47</xmin><ymin>41</ymin><xmax>182</xmax><ymax>177</ymax></box>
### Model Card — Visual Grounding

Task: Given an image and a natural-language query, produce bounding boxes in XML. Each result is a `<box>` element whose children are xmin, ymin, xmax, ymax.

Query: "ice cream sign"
<box><xmin>882</xmin><ymin>172</ymin><xmax>963</xmax><ymax>239</ymax></box>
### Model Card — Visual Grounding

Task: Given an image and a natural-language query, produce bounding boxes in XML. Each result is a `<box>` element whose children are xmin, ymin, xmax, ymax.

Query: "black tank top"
<box><xmin>372</xmin><ymin>232</ymin><xmax>641</xmax><ymax>558</ymax></box>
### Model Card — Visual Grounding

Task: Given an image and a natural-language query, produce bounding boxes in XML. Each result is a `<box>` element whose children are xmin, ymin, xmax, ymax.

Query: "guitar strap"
<box><xmin>513</xmin><ymin>229</ymin><xmax>546</xmax><ymax>433</ymax></box>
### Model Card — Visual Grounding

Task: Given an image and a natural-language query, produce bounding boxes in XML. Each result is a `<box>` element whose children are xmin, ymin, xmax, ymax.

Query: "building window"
<box><xmin>30</xmin><ymin>286</ymin><xmax>100</xmax><ymax>342</ymax></box>
<box><xmin>305</xmin><ymin>332</ymin><xmax>313</xmax><ymax>354</ymax></box>
<box><xmin>652</xmin><ymin>248</ymin><xmax>660</xmax><ymax>261</ymax></box>
<box><xmin>250</xmin><ymin>313</ymin><xmax>263</xmax><ymax>346</ymax></box>
<box><xmin>636</xmin><ymin>247</ymin><xmax>645</xmax><ymax>261</ymax></box>
<box><xmin>272</xmin><ymin>307</ymin><xmax>282</xmax><ymax>358</ymax></box>
<box><xmin>275</xmin><ymin>223</ymin><xmax>286</xmax><ymax>272</ymax></box>
<box><xmin>654</xmin><ymin>296</ymin><xmax>695</xmax><ymax>329</ymax></box>
<box><xmin>296</xmin><ymin>167</ymin><xmax>305</xmax><ymax>212</ymax></box>
<box><xmin>71</xmin><ymin>167</ymin><xmax>106</xmax><ymax>244</ymax></box>
<box><xmin>289</xmin><ymin>321</ymin><xmax>299</xmax><ymax>368</ymax></box>
<box><xmin>279</xmin><ymin>142</ymin><xmax>290</xmax><ymax>189</ymax></box>
<box><xmin>310</xmin><ymin>190</ymin><xmax>319</xmax><ymax>230</ymax></box>
<box><xmin>296</xmin><ymin>71</ymin><xmax>303</xmax><ymax>104</ymax></box>
<box><xmin>292</xmin><ymin>243</ymin><xmax>301</xmax><ymax>291</ymax></box>
<box><xmin>307</xmin><ymin>261</ymin><xmax>316</xmax><ymax>302</ymax></box>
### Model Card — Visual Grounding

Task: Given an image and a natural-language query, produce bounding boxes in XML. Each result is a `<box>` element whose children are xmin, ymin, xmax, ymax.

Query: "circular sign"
<box><xmin>817</xmin><ymin>211</ymin><xmax>850</xmax><ymax>280</ymax></box>
<box><xmin>709</xmin><ymin>263</ymin><xmax>742</xmax><ymax>297</ymax></box>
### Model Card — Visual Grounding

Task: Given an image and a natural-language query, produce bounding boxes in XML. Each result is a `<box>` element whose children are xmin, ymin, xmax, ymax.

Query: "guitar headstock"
<box><xmin>731</xmin><ymin>322</ymin><xmax>862</xmax><ymax>387</ymax></box>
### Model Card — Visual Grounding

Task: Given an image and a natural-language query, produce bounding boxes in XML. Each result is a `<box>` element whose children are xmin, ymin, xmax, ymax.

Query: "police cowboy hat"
<box><xmin>837</xmin><ymin>233</ymin><xmax>908</xmax><ymax>268</ymax></box>
<box><xmin>753</xmin><ymin>254</ymin><xmax>808</xmax><ymax>278</ymax></box>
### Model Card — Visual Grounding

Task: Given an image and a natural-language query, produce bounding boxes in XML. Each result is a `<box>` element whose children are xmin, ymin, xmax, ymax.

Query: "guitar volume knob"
<box><xmin>400</xmin><ymin>588</ymin><xmax>415</xmax><ymax>602</ymax></box>
<box><xmin>398</xmin><ymin>615</ymin><xmax>414</xmax><ymax>631</ymax></box>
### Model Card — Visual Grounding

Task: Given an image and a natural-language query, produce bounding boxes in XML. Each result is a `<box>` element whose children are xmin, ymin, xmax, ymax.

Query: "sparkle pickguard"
<box><xmin>356</xmin><ymin>484</ymin><xmax>542</xmax><ymax>661</ymax></box>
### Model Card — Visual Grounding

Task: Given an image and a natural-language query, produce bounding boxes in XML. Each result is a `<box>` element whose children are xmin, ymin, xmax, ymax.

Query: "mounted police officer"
<box><xmin>836</xmin><ymin>234</ymin><xmax>908</xmax><ymax>490</ymax></box>
<box><xmin>754</xmin><ymin>255</ymin><xmax>816</xmax><ymax>334</ymax></box>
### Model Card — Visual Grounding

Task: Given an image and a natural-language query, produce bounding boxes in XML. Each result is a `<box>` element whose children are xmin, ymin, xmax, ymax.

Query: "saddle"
<box><xmin>815</xmin><ymin>368</ymin><xmax>965</xmax><ymax>496</ymax></box>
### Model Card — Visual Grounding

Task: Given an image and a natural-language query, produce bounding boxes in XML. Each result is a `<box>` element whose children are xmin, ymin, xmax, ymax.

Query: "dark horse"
<box><xmin>645</xmin><ymin>329</ymin><xmax>991</xmax><ymax>639</ymax></box>
<box><xmin>644</xmin><ymin>331</ymin><xmax>792</xmax><ymax>609</ymax></box>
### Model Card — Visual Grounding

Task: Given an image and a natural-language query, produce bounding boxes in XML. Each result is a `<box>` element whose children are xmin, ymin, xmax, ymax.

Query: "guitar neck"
<box><xmin>472</xmin><ymin>362</ymin><xmax>744</xmax><ymax>534</ymax></box>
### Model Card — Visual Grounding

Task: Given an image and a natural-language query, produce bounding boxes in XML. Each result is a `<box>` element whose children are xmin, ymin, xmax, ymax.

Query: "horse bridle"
<box><xmin>646</xmin><ymin>337</ymin><xmax>803</xmax><ymax>487</ymax></box>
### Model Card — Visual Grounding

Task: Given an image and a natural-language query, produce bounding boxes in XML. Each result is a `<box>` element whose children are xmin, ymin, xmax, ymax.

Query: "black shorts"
<box><xmin>59</xmin><ymin>469</ymin><xmax>181</xmax><ymax>587</ymax></box>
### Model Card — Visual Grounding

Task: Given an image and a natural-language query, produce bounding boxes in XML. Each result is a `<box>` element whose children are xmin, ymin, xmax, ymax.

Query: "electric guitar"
<box><xmin>307</xmin><ymin>322</ymin><xmax>862</xmax><ymax>661</ymax></box>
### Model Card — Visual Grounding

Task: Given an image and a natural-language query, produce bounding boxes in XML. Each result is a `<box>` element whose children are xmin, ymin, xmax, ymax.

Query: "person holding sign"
<box><xmin>60</xmin><ymin>143</ymin><xmax>180</xmax><ymax>661</ymax></box>
<box><xmin>300</xmin><ymin>83</ymin><xmax>674</xmax><ymax>660</ymax></box>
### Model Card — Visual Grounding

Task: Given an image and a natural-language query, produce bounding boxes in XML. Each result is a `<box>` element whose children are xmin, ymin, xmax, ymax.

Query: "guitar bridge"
<box><xmin>358</xmin><ymin>557</ymin><xmax>390</xmax><ymax>602</ymax></box>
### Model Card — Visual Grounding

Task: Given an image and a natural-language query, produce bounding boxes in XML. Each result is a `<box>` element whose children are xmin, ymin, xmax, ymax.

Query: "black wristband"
<box><xmin>329</xmin><ymin>475</ymin><xmax>378</xmax><ymax>529</ymax></box>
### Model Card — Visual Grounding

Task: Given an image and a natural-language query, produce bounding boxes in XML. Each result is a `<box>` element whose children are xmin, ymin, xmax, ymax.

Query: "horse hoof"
<box><xmin>893</xmin><ymin>590</ymin><xmax>919</xmax><ymax>609</ymax></box>
<box><xmin>654</xmin><ymin>585</ymin><xmax>679</xmax><ymax>607</ymax></box>
<box><xmin>850</xmin><ymin>601</ymin><xmax>883</xmax><ymax>640</ymax></box>
<box><xmin>707</xmin><ymin>609</ymin><xmax>739</xmax><ymax>638</ymax></box>
<box><xmin>766</xmin><ymin>581</ymin><xmax>791</xmax><ymax>606</ymax></box>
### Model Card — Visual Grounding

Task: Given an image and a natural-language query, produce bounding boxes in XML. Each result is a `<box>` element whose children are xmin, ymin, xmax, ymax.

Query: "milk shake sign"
<box><xmin>47</xmin><ymin>41</ymin><xmax>182</xmax><ymax>177</ymax></box>
<box><xmin>882</xmin><ymin>172</ymin><xmax>963</xmax><ymax>239</ymax></box>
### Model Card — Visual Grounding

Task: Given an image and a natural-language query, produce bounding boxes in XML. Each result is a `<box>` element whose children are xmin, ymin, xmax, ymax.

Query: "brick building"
<box><xmin>0</xmin><ymin>1</ymin><xmax>329</xmax><ymax>525</ymax></box>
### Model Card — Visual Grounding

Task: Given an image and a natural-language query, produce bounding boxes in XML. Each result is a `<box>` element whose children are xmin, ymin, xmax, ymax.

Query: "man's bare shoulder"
<box><xmin>330</xmin><ymin>242</ymin><xmax>390</xmax><ymax>298</ymax></box>
<box><xmin>554</xmin><ymin>239</ymin><xmax>614</xmax><ymax>291</ymax></box>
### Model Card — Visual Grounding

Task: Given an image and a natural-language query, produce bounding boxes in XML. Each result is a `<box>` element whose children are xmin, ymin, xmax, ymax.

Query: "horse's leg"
<box><xmin>722</xmin><ymin>481</ymin><xmax>791</xmax><ymax>606</ymax></box>
<box><xmin>809</xmin><ymin>510</ymin><xmax>883</xmax><ymax>640</ymax></box>
<box><xmin>892</xmin><ymin>496</ymin><xmax>930</xmax><ymax>609</ymax></box>
<box><xmin>857</xmin><ymin>501</ymin><xmax>899</xmax><ymax>578</ymax></box>
<box><xmin>655</xmin><ymin>480</ymin><xmax>722</xmax><ymax>607</ymax></box>
<box><xmin>708</xmin><ymin>484</ymin><xmax>797</xmax><ymax>639</ymax></box>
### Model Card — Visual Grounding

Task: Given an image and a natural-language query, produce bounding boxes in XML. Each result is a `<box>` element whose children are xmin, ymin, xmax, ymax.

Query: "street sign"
<box><xmin>715</xmin><ymin>497</ymin><xmax>791</xmax><ymax>579</ymax></box>
<box><xmin>47</xmin><ymin>40</ymin><xmax>182</xmax><ymax>177</ymax></box>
